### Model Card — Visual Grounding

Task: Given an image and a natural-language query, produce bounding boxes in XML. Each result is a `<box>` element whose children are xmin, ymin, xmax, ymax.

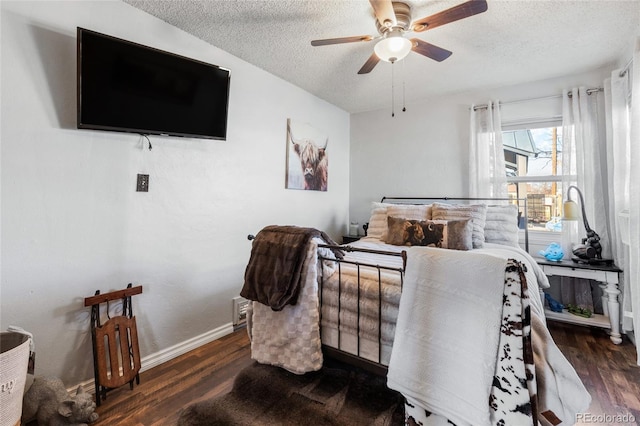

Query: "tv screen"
<box><xmin>77</xmin><ymin>27</ymin><xmax>230</xmax><ymax>140</ymax></box>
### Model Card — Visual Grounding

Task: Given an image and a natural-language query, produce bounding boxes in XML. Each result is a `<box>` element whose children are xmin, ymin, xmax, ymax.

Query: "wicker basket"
<box><xmin>0</xmin><ymin>332</ymin><xmax>30</xmax><ymax>426</ymax></box>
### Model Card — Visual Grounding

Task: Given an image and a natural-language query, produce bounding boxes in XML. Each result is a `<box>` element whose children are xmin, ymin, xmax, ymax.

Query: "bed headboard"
<box><xmin>379</xmin><ymin>196</ymin><xmax>529</xmax><ymax>252</ymax></box>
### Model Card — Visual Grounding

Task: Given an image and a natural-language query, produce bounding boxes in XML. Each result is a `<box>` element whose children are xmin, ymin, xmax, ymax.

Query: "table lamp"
<box><xmin>563</xmin><ymin>185</ymin><xmax>608</xmax><ymax>263</ymax></box>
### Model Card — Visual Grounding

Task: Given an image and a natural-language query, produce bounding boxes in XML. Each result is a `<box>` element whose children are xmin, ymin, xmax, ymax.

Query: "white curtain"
<box><xmin>603</xmin><ymin>46</ymin><xmax>640</xmax><ymax>365</ymax></box>
<box><xmin>605</xmin><ymin>69</ymin><xmax>632</xmax><ymax>334</ymax></box>
<box><xmin>559</xmin><ymin>88</ymin><xmax>613</xmax><ymax>313</ymax></box>
<box><xmin>580</xmin><ymin>42</ymin><xmax>639</xmax><ymax>364</ymax></box>
<box><xmin>626</xmin><ymin>40</ymin><xmax>640</xmax><ymax>365</ymax></box>
<box><xmin>561</xmin><ymin>88</ymin><xmax>611</xmax><ymax>260</ymax></box>
<box><xmin>469</xmin><ymin>101</ymin><xmax>507</xmax><ymax>198</ymax></box>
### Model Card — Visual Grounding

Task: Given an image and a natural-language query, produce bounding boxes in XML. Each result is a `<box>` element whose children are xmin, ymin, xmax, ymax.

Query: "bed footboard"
<box><xmin>316</xmin><ymin>242</ymin><xmax>538</xmax><ymax>424</ymax></box>
<box><xmin>317</xmin><ymin>243</ymin><xmax>406</xmax><ymax>373</ymax></box>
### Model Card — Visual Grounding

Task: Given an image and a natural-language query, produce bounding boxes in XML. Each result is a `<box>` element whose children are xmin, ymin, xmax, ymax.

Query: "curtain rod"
<box><xmin>619</xmin><ymin>58</ymin><xmax>633</xmax><ymax>77</ymax></box>
<box><xmin>472</xmin><ymin>87</ymin><xmax>603</xmax><ymax>111</ymax></box>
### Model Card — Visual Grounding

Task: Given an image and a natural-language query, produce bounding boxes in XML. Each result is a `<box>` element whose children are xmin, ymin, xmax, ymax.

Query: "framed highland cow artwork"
<box><xmin>285</xmin><ymin>118</ymin><xmax>328</xmax><ymax>191</ymax></box>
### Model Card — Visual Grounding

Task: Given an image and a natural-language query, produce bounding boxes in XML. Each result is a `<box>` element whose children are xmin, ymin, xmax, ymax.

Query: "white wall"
<box><xmin>349</xmin><ymin>68</ymin><xmax>612</xmax><ymax>241</ymax></box>
<box><xmin>1</xmin><ymin>0</ymin><xmax>350</xmax><ymax>386</ymax></box>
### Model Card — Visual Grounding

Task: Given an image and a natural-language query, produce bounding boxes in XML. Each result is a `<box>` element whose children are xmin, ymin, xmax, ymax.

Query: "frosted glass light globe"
<box><xmin>374</xmin><ymin>29</ymin><xmax>412</xmax><ymax>63</ymax></box>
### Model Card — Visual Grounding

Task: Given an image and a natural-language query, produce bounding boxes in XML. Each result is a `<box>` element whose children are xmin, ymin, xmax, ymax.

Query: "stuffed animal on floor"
<box><xmin>544</xmin><ymin>293</ymin><xmax>565</xmax><ymax>313</ymax></box>
<box><xmin>22</xmin><ymin>376</ymin><xmax>99</xmax><ymax>426</ymax></box>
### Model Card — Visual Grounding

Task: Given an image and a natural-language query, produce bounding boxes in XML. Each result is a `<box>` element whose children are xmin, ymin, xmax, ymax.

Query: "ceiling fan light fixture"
<box><xmin>374</xmin><ymin>29</ymin><xmax>412</xmax><ymax>63</ymax></box>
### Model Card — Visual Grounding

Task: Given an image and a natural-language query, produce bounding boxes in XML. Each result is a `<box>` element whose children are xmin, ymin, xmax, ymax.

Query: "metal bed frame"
<box><xmin>316</xmin><ymin>244</ymin><xmax>406</xmax><ymax>375</ymax></box>
<box><xmin>316</xmin><ymin>196</ymin><xmax>530</xmax><ymax>374</ymax></box>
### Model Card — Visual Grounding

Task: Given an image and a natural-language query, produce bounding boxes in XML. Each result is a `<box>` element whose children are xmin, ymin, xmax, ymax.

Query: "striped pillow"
<box><xmin>431</xmin><ymin>203</ymin><xmax>487</xmax><ymax>248</ymax></box>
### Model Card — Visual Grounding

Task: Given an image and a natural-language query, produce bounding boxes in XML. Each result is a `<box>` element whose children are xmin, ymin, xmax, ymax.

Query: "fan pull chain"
<box><xmin>402</xmin><ymin>60</ymin><xmax>406</xmax><ymax>112</ymax></box>
<box><xmin>391</xmin><ymin>62</ymin><xmax>395</xmax><ymax>117</ymax></box>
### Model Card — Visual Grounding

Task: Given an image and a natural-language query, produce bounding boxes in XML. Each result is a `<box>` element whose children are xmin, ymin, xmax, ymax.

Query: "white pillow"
<box><xmin>366</xmin><ymin>202</ymin><xmax>432</xmax><ymax>241</ymax></box>
<box><xmin>431</xmin><ymin>203</ymin><xmax>487</xmax><ymax>248</ymax></box>
<box><xmin>387</xmin><ymin>204</ymin><xmax>432</xmax><ymax>221</ymax></box>
<box><xmin>484</xmin><ymin>205</ymin><xmax>520</xmax><ymax>247</ymax></box>
<box><xmin>366</xmin><ymin>202</ymin><xmax>392</xmax><ymax>240</ymax></box>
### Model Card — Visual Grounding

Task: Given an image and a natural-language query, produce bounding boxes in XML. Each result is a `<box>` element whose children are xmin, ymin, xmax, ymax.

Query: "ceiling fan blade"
<box><xmin>369</xmin><ymin>0</ymin><xmax>397</xmax><ymax>27</ymax></box>
<box><xmin>411</xmin><ymin>39</ymin><xmax>452</xmax><ymax>62</ymax></box>
<box><xmin>311</xmin><ymin>35</ymin><xmax>374</xmax><ymax>46</ymax></box>
<box><xmin>358</xmin><ymin>53</ymin><xmax>380</xmax><ymax>74</ymax></box>
<box><xmin>412</xmin><ymin>0</ymin><xmax>488</xmax><ymax>32</ymax></box>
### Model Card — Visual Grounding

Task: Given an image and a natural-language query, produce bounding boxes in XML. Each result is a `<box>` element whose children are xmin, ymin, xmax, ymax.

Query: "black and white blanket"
<box><xmin>388</xmin><ymin>247</ymin><xmax>590</xmax><ymax>426</ymax></box>
<box><xmin>397</xmin><ymin>257</ymin><xmax>536</xmax><ymax>425</ymax></box>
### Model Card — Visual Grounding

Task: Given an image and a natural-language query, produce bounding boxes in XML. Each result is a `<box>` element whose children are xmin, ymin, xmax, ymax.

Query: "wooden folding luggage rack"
<box><xmin>84</xmin><ymin>284</ymin><xmax>142</xmax><ymax>406</ymax></box>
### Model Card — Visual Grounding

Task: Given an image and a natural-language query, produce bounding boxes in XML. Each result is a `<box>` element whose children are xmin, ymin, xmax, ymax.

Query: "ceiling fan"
<box><xmin>311</xmin><ymin>0</ymin><xmax>488</xmax><ymax>74</ymax></box>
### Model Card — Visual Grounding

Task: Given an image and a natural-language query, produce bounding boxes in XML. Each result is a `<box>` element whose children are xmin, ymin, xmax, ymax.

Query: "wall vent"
<box><xmin>232</xmin><ymin>296</ymin><xmax>249</xmax><ymax>327</ymax></box>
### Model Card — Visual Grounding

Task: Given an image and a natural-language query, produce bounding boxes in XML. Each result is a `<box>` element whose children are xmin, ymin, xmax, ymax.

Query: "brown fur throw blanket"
<box><xmin>241</xmin><ymin>225</ymin><xmax>341</xmax><ymax>311</ymax></box>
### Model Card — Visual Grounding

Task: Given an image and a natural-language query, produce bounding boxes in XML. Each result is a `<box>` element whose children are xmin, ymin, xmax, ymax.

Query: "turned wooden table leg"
<box><xmin>599</xmin><ymin>283</ymin><xmax>609</xmax><ymax>317</ymax></box>
<box><xmin>603</xmin><ymin>281</ymin><xmax>622</xmax><ymax>345</ymax></box>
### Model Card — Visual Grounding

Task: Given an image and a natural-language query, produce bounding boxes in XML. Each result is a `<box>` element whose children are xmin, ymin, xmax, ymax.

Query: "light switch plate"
<box><xmin>136</xmin><ymin>174</ymin><xmax>149</xmax><ymax>192</ymax></box>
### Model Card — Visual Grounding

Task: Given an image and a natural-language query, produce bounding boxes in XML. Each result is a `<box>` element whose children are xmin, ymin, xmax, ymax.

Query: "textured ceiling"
<box><xmin>123</xmin><ymin>0</ymin><xmax>640</xmax><ymax>113</ymax></box>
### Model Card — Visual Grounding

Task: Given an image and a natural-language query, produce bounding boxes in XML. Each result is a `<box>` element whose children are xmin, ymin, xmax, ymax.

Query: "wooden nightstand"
<box><xmin>537</xmin><ymin>258</ymin><xmax>623</xmax><ymax>344</ymax></box>
<box><xmin>342</xmin><ymin>235</ymin><xmax>362</xmax><ymax>244</ymax></box>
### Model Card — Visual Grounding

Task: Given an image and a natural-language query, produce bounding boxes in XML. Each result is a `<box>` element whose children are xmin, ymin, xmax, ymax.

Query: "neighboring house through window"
<box><xmin>503</xmin><ymin>125</ymin><xmax>575</xmax><ymax>236</ymax></box>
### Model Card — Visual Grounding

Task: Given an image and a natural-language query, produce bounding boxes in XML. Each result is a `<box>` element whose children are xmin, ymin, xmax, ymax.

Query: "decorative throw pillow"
<box><xmin>386</xmin><ymin>217</ymin><xmax>472</xmax><ymax>250</ymax></box>
<box><xmin>387</xmin><ymin>216</ymin><xmax>444</xmax><ymax>247</ymax></box>
<box><xmin>445</xmin><ymin>219</ymin><xmax>474</xmax><ymax>250</ymax></box>
<box><xmin>484</xmin><ymin>204</ymin><xmax>520</xmax><ymax>247</ymax></box>
<box><xmin>367</xmin><ymin>203</ymin><xmax>432</xmax><ymax>241</ymax></box>
<box><xmin>431</xmin><ymin>203</ymin><xmax>488</xmax><ymax>248</ymax></box>
<box><xmin>383</xmin><ymin>205</ymin><xmax>431</xmax><ymax>243</ymax></box>
<box><xmin>414</xmin><ymin>219</ymin><xmax>447</xmax><ymax>247</ymax></box>
<box><xmin>386</xmin><ymin>216</ymin><xmax>414</xmax><ymax>245</ymax></box>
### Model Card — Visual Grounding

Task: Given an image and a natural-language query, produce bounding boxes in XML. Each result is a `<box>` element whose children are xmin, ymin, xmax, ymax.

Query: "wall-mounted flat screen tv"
<box><xmin>77</xmin><ymin>27</ymin><xmax>230</xmax><ymax>140</ymax></box>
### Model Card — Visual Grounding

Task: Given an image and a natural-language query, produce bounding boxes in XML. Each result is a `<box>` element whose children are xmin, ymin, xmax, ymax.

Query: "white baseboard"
<box><xmin>73</xmin><ymin>322</ymin><xmax>235</xmax><ymax>395</ymax></box>
<box><xmin>139</xmin><ymin>323</ymin><xmax>234</xmax><ymax>373</ymax></box>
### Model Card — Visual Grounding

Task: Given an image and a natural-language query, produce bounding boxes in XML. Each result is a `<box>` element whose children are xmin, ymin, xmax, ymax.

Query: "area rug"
<box><xmin>177</xmin><ymin>360</ymin><xmax>404</xmax><ymax>426</ymax></box>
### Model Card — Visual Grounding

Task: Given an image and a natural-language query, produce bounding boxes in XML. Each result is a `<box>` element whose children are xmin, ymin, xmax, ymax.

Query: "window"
<box><xmin>503</xmin><ymin>126</ymin><xmax>573</xmax><ymax>232</ymax></box>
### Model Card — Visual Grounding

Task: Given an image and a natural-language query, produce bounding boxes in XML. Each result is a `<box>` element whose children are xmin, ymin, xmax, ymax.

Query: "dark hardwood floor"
<box><xmin>546</xmin><ymin>321</ymin><xmax>640</xmax><ymax>425</ymax></box>
<box><xmin>90</xmin><ymin>322</ymin><xmax>639</xmax><ymax>426</ymax></box>
<box><xmin>91</xmin><ymin>329</ymin><xmax>253</xmax><ymax>426</ymax></box>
